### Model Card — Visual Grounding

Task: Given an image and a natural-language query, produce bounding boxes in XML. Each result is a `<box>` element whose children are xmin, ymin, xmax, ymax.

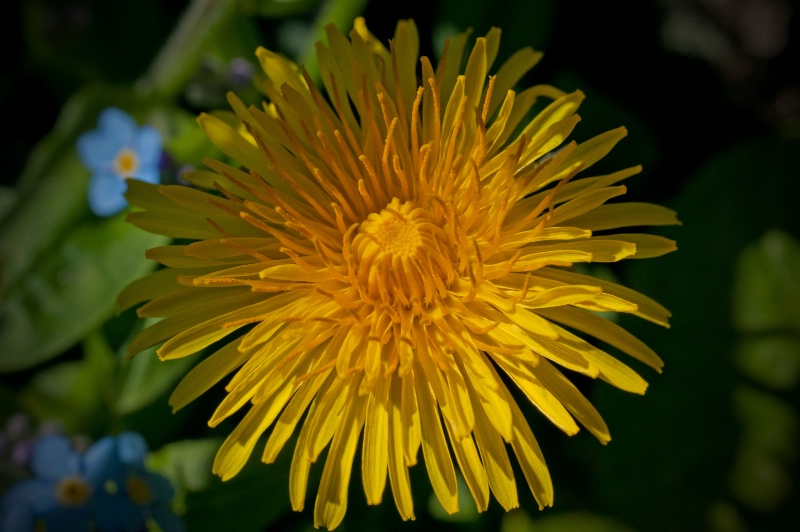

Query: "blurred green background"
<box><xmin>1</xmin><ymin>0</ymin><xmax>799</xmax><ymax>530</ymax></box>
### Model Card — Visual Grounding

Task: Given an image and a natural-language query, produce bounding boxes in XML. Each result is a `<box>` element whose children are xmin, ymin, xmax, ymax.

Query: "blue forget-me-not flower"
<box><xmin>1</xmin><ymin>435</ymin><xmax>113</xmax><ymax>531</ymax></box>
<box><xmin>76</xmin><ymin>107</ymin><xmax>162</xmax><ymax>217</ymax></box>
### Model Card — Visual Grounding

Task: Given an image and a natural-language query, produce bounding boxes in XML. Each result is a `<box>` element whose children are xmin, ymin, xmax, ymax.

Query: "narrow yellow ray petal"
<box><xmin>128</xmin><ymin>290</ymin><xmax>265</xmax><ymax>357</ymax></box>
<box><xmin>490</xmin><ymin>350</ymin><xmax>579</xmax><ymax>436</ymax></box>
<box><xmin>212</xmin><ymin>393</ymin><xmax>290</xmax><ymax>481</ymax></box>
<box><xmin>117</xmin><ymin>268</ymin><xmax>188</xmax><ymax>313</ymax></box>
<box><xmin>263</xmin><ymin>350</ymin><xmax>337</xmax><ymax>464</ymax></box>
<box><xmin>401</xmin><ymin>371</ymin><xmax>421</xmax><ymax>466</ymax></box>
<box><xmin>507</xmin><ymin>398</ymin><xmax>553</xmax><ymax>509</ymax></box>
<box><xmin>388</xmin><ymin>376</ymin><xmax>416</xmax><ymax>521</ymax></box>
<box><xmin>536</xmin><ymin>305</ymin><xmax>663</xmax><ymax>370</ymax></box>
<box><xmin>169</xmin><ymin>342</ymin><xmax>250</xmax><ymax>412</ymax></box>
<box><xmin>470</xmin><ymin>397</ymin><xmax>520</xmax><ymax>511</ymax></box>
<box><xmin>362</xmin><ymin>373</ymin><xmax>390</xmax><ymax>505</ymax></box>
<box><xmin>555</xmin><ymin>325</ymin><xmax>649</xmax><ymax>394</ymax></box>
<box><xmin>536</xmin><ymin>267</ymin><xmax>672</xmax><ymax>326</ymax></box>
<box><xmin>594</xmin><ymin>233</ymin><xmax>677</xmax><ymax>259</ymax></box>
<box><xmin>416</xmin><ymin>369</ymin><xmax>459</xmax><ymax>514</ymax></box>
<box><xmin>197</xmin><ymin>112</ymin><xmax>274</xmax><ymax>185</ymax></box>
<box><xmin>569</xmin><ymin>203</ymin><xmax>681</xmax><ymax>231</ymax></box>
<box><xmin>305</xmin><ymin>376</ymin><xmax>349</xmax><ymax>462</ymax></box>
<box><xmin>488</xmin><ymin>47</ymin><xmax>543</xmax><ymax>118</ymax></box>
<box><xmin>531</xmin><ymin>358</ymin><xmax>611</xmax><ymax>443</ymax></box>
<box><xmin>157</xmin><ymin>291</ymin><xmax>303</xmax><ymax>360</ymax></box>
<box><xmin>314</xmin><ymin>381</ymin><xmax>367</xmax><ymax>530</ymax></box>
<box><xmin>444</xmin><ymin>422</ymin><xmax>489</xmax><ymax>513</ymax></box>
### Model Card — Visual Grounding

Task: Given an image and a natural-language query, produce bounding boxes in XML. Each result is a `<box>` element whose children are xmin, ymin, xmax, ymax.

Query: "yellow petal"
<box><xmin>314</xmin><ymin>384</ymin><xmax>367</xmax><ymax>531</ymax></box>
<box><xmin>444</xmin><ymin>423</ymin><xmax>489</xmax><ymax>513</ymax></box>
<box><xmin>263</xmin><ymin>367</ymin><xmax>334</xmax><ymax>464</ymax></box>
<box><xmin>416</xmin><ymin>371</ymin><xmax>459</xmax><ymax>514</ymax></box>
<box><xmin>157</xmin><ymin>291</ymin><xmax>303</xmax><ymax>360</ymax></box>
<box><xmin>388</xmin><ymin>377</ymin><xmax>415</xmax><ymax>520</ymax></box>
<box><xmin>594</xmin><ymin>233</ymin><xmax>677</xmax><ymax>259</ymax></box>
<box><xmin>117</xmin><ymin>268</ymin><xmax>186</xmax><ymax>313</ymax></box>
<box><xmin>490</xmin><ymin>350</ymin><xmax>579</xmax><ymax>436</ymax></box>
<box><xmin>536</xmin><ymin>266</ymin><xmax>672</xmax><ymax>326</ymax></box>
<box><xmin>531</xmin><ymin>358</ymin><xmax>611</xmax><ymax>443</ymax></box>
<box><xmin>537</xmin><ymin>305</ymin><xmax>663</xmax><ymax>371</ymax></box>
<box><xmin>169</xmin><ymin>341</ymin><xmax>249</xmax><ymax>412</ymax></box>
<box><xmin>362</xmin><ymin>373</ymin><xmax>390</xmax><ymax>505</ymax></box>
<box><xmin>568</xmin><ymin>202</ymin><xmax>680</xmax><ymax>231</ymax></box>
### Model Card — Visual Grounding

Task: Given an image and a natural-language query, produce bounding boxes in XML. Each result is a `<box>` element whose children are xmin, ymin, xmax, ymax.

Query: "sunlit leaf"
<box><xmin>148</xmin><ymin>438</ymin><xmax>222</xmax><ymax>493</ymax></box>
<box><xmin>0</xmin><ymin>214</ymin><xmax>167</xmax><ymax>372</ymax></box>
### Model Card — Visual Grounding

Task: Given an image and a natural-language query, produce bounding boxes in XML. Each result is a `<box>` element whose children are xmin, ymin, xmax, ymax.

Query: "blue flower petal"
<box><xmin>76</xmin><ymin>129</ymin><xmax>124</xmax><ymax>172</ymax></box>
<box><xmin>97</xmin><ymin>107</ymin><xmax>137</xmax><ymax>147</ymax></box>
<box><xmin>92</xmin><ymin>492</ymin><xmax>144</xmax><ymax>532</ymax></box>
<box><xmin>135</xmin><ymin>168</ymin><xmax>161</xmax><ymax>186</ymax></box>
<box><xmin>132</xmin><ymin>126</ymin><xmax>163</xmax><ymax>166</ymax></box>
<box><xmin>1</xmin><ymin>501</ymin><xmax>37</xmax><ymax>532</ymax></box>
<box><xmin>2</xmin><ymin>479</ymin><xmax>55</xmax><ymax>514</ymax></box>
<box><xmin>117</xmin><ymin>432</ymin><xmax>148</xmax><ymax>468</ymax></box>
<box><xmin>88</xmin><ymin>175</ymin><xmax>128</xmax><ymax>217</ymax></box>
<box><xmin>46</xmin><ymin>504</ymin><xmax>91</xmax><ymax>532</ymax></box>
<box><xmin>145</xmin><ymin>472</ymin><xmax>175</xmax><ymax>502</ymax></box>
<box><xmin>83</xmin><ymin>436</ymin><xmax>120</xmax><ymax>487</ymax></box>
<box><xmin>31</xmin><ymin>436</ymin><xmax>79</xmax><ymax>480</ymax></box>
<box><xmin>149</xmin><ymin>503</ymin><xmax>185</xmax><ymax>532</ymax></box>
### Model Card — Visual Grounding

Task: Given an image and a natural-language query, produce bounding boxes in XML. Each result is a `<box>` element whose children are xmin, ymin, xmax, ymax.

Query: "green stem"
<box><xmin>136</xmin><ymin>0</ymin><xmax>243</xmax><ymax>100</ymax></box>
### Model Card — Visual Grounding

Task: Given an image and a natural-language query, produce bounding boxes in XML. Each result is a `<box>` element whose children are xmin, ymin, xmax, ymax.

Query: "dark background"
<box><xmin>2</xmin><ymin>0</ymin><xmax>799</xmax><ymax>531</ymax></box>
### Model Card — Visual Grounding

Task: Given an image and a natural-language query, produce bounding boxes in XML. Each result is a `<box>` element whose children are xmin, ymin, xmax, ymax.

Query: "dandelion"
<box><xmin>120</xmin><ymin>18</ymin><xmax>678</xmax><ymax>529</ymax></box>
<box><xmin>77</xmin><ymin>107</ymin><xmax>162</xmax><ymax>217</ymax></box>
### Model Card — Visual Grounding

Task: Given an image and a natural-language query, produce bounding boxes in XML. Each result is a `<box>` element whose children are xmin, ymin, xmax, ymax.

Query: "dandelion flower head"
<box><xmin>120</xmin><ymin>18</ymin><xmax>678</xmax><ymax>529</ymax></box>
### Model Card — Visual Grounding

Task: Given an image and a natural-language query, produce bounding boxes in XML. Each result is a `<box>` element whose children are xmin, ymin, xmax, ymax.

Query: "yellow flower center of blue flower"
<box><xmin>56</xmin><ymin>476</ymin><xmax>91</xmax><ymax>506</ymax></box>
<box><xmin>126</xmin><ymin>475</ymin><xmax>152</xmax><ymax>505</ymax></box>
<box><xmin>114</xmin><ymin>148</ymin><xmax>139</xmax><ymax>178</ymax></box>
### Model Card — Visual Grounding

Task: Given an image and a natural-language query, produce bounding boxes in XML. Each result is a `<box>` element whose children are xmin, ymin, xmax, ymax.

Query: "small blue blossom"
<box><xmin>92</xmin><ymin>432</ymin><xmax>184</xmax><ymax>532</ymax></box>
<box><xmin>76</xmin><ymin>107</ymin><xmax>162</xmax><ymax>217</ymax></box>
<box><xmin>0</xmin><ymin>435</ymin><xmax>113</xmax><ymax>532</ymax></box>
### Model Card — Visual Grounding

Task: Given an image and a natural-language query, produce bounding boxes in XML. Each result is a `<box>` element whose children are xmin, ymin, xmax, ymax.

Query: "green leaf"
<box><xmin>0</xmin><ymin>214</ymin><xmax>167</xmax><ymax>372</ymax></box>
<box><xmin>137</xmin><ymin>0</ymin><xmax>245</xmax><ymax>99</ymax></box>
<box><xmin>241</xmin><ymin>0</ymin><xmax>320</xmax><ymax>17</ymax></box>
<box><xmin>735</xmin><ymin>336</ymin><xmax>800</xmax><ymax>390</ymax></box>
<box><xmin>733</xmin><ymin>229</ymin><xmax>800</xmax><ymax>334</ymax></box>
<box><xmin>0</xmin><ymin>84</ymin><xmax>182</xmax><ymax>298</ymax></box>
<box><xmin>729</xmin><ymin>446</ymin><xmax>792</xmax><ymax>513</ymax></box>
<box><xmin>115</xmin><ymin>334</ymin><xmax>195</xmax><ymax>415</ymax></box>
<box><xmin>148</xmin><ymin>438</ymin><xmax>222</xmax><ymax>493</ymax></box>
<box><xmin>733</xmin><ymin>386</ymin><xmax>798</xmax><ymax>463</ymax></box>
<box><xmin>17</xmin><ymin>330</ymin><xmax>115</xmax><ymax>435</ymax></box>
<box><xmin>180</xmin><ymin>437</ymin><xmax>295</xmax><ymax>532</ymax></box>
<box><xmin>428</xmin><ymin>473</ymin><xmax>480</xmax><ymax>523</ymax></box>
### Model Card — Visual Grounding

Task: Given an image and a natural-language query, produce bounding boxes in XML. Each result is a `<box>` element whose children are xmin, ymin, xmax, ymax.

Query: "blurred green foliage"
<box><xmin>2</xmin><ymin>0</ymin><xmax>799</xmax><ymax>530</ymax></box>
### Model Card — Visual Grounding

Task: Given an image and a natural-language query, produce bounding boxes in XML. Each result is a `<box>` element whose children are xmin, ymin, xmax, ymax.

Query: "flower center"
<box><xmin>353</xmin><ymin>198</ymin><xmax>454</xmax><ymax>308</ymax></box>
<box><xmin>56</xmin><ymin>476</ymin><xmax>91</xmax><ymax>506</ymax></box>
<box><xmin>114</xmin><ymin>148</ymin><xmax>139</xmax><ymax>177</ymax></box>
<box><xmin>126</xmin><ymin>475</ymin><xmax>152</xmax><ymax>505</ymax></box>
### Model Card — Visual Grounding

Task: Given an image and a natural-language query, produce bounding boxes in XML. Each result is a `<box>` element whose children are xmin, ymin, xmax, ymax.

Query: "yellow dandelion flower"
<box><xmin>120</xmin><ymin>18</ymin><xmax>678</xmax><ymax>529</ymax></box>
